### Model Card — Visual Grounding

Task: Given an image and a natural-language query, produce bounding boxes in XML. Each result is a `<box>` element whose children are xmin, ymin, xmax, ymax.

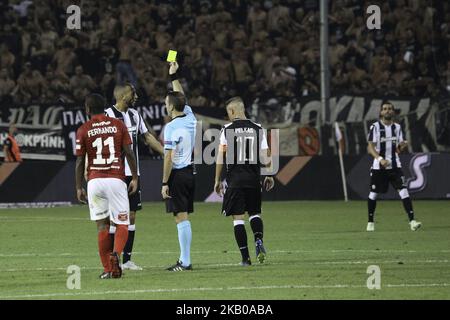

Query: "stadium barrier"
<box><xmin>1</xmin><ymin>153</ymin><xmax>449</xmax><ymax>205</ymax></box>
<box><xmin>1</xmin><ymin>95</ymin><xmax>449</xmax><ymax>161</ymax></box>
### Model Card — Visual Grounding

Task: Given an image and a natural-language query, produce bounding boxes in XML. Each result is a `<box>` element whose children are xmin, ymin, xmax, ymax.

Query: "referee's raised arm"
<box><xmin>169</xmin><ymin>61</ymin><xmax>184</xmax><ymax>95</ymax></box>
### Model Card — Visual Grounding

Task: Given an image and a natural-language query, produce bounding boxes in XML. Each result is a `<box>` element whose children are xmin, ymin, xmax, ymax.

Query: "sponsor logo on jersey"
<box><xmin>118</xmin><ymin>213</ymin><xmax>129</xmax><ymax>221</ymax></box>
<box><xmin>92</xmin><ymin>121</ymin><xmax>111</xmax><ymax>127</ymax></box>
<box><xmin>380</xmin><ymin>137</ymin><xmax>397</xmax><ymax>142</ymax></box>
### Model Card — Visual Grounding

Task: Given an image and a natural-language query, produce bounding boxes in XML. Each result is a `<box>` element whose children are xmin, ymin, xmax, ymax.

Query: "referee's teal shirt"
<box><xmin>163</xmin><ymin>105</ymin><xmax>197</xmax><ymax>169</ymax></box>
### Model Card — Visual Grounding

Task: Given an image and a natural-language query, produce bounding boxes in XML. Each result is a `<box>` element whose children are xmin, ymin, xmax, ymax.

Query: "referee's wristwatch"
<box><xmin>162</xmin><ymin>182</ymin><xmax>168</xmax><ymax>186</ymax></box>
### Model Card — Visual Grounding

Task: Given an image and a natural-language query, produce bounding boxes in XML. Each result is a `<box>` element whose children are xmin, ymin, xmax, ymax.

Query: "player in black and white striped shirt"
<box><xmin>366</xmin><ymin>101</ymin><xmax>422</xmax><ymax>231</ymax></box>
<box><xmin>105</xmin><ymin>83</ymin><xmax>164</xmax><ymax>270</ymax></box>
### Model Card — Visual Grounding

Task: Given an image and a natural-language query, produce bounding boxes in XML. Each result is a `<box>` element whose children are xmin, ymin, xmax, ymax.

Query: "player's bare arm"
<box><xmin>169</xmin><ymin>61</ymin><xmax>184</xmax><ymax>95</ymax></box>
<box><xmin>83</xmin><ymin>154</ymin><xmax>88</xmax><ymax>181</ymax></box>
<box><xmin>123</xmin><ymin>144</ymin><xmax>138</xmax><ymax>195</ymax></box>
<box><xmin>263</xmin><ymin>176</ymin><xmax>275</xmax><ymax>191</ymax></box>
<box><xmin>214</xmin><ymin>145</ymin><xmax>226</xmax><ymax>196</ymax></box>
<box><xmin>161</xmin><ymin>149</ymin><xmax>173</xmax><ymax>199</ymax></box>
<box><xmin>75</xmin><ymin>155</ymin><xmax>87</xmax><ymax>204</ymax></box>
<box><xmin>143</xmin><ymin>131</ymin><xmax>164</xmax><ymax>156</ymax></box>
<box><xmin>368</xmin><ymin>141</ymin><xmax>389</xmax><ymax>167</ymax></box>
<box><xmin>260</xmin><ymin>147</ymin><xmax>275</xmax><ymax>191</ymax></box>
<box><xmin>396</xmin><ymin>140</ymin><xmax>408</xmax><ymax>153</ymax></box>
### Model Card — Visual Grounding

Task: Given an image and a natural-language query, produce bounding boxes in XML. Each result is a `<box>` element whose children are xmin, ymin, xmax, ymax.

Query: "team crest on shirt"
<box><xmin>118</xmin><ymin>212</ymin><xmax>129</xmax><ymax>221</ymax></box>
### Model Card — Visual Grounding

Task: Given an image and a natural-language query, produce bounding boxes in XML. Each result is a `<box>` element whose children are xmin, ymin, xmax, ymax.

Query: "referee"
<box><xmin>366</xmin><ymin>101</ymin><xmax>422</xmax><ymax>232</ymax></box>
<box><xmin>105</xmin><ymin>83</ymin><xmax>164</xmax><ymax>270</ymax></box>
<box><xmin>214</xmin><ymin>97</ymin><xmax>275</xmax><ymax>266</ymax></box>
<box><xmin>161</xmin><ymin>61</ymin><xmax>196</xmax><ymax>272</ymax></box>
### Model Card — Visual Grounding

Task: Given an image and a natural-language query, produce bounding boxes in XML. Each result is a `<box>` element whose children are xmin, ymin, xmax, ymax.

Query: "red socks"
<box><xmin>98</xmin><ymin>230</ymin><xmax>113</xmax><ymax>272</ymax></box>
<box><xmin>113</xmin><ymin>224</ymin><xmax>129</xmax><ymax>257</ymax></box>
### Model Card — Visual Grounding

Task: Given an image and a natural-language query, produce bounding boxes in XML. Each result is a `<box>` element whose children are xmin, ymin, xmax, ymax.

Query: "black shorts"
<box><xmin>125</xmin><ymin>176</ymin><xmax>142</xmax><ymax>212</ymax></box>
<box><xmin>369</xmin><ymin>168</ymin><xmax>407</xmax><ymax>194</ymax></box>
<box><xmin>166</xmin><ymin>166</ymin><xmax>195</xmax><ymax>215</ymax></box>
<box><xmin>222</xmin><ymin>187</ymin><xmax>261</xmax><ymax>216</ymax></box>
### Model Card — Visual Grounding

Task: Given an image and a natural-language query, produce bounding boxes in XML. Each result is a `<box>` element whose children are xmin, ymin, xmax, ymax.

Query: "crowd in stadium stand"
<box><xmin>0</xmin><ymin>0</ymin><xmax>449</xmax><ymax>108</ymax></box>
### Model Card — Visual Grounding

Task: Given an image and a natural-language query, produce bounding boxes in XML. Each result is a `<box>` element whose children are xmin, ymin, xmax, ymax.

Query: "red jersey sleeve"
<box><xmin>75</xmin><ymin>125</ymin><xmax>86</xmax><ymax>156</ymax></box>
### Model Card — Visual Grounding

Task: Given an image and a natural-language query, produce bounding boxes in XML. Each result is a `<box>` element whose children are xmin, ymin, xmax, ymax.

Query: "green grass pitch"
<box><xmin>0</xmin><ymin>200</ymin><xmax>449</xmax><ymax>300</ymax></box>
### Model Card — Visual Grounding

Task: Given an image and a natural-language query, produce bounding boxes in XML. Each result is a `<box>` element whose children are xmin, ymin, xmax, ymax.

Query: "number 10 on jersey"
<box><xmin>237</xmin><ymin>136</ymin><xmax>255</xmax><ymax>163</ymax></box>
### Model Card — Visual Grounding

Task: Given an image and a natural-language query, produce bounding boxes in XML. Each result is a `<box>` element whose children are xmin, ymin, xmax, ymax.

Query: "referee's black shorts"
<box><xmin>369</xmin><ymin>168</ymin><xmax>407</xmax><ymax>194</ymax></box>
<box><xmin>166</xmin><ymin>166</ymin><xmax>195</xmax><ymax>215</ymax></box>
<box><xmin>222</xmin><ymin>187</ymin><xmax>261</xmax><ymax>217</ymax></box>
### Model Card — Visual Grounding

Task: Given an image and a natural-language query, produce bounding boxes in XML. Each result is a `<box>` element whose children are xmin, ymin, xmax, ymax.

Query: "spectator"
<box><xmin>232</xmin><ymin>51</ymin><xmax>253</xmax><ymax>93</ymax></box>
<box><xmin>44</xmin><ymin>67</ymin><xmax>71</xmax><ymax>103</ymax></box>
<box><xmin>0</xmin><ymin>44</ymin><xmax>15</xmax><ymax>75</ymax></box>
<box><xmin>116</xmin><ymin>26</ymin><xmax>140</xmax><ymax>86</ymax></box>
<box><xmin>14</xmin><ymin>62</ymin><xmax>47</xmax><ymax>103</ymax></box>
<box><xmin>53</xmin><ymin>41</ymin><xmax>77</xmax><ymax>76</ymax></box>
<box><xmin>247</xmin><ymin>1</ymin><xmax>267</xmax><ymax>35</ymax></box>
<box><xmin>0</xmin><ymin>0</ymin><xmax>446</xmax><ymax>106</ymax></box>
<box><xmin>69</xmin><ymin>65</ymin><xmax>96</xmax><ymax>102</ymax></box>
<box><xmin>0</xmin><ymin>68</ymin><xmax>16</xmax><ymax>102</ymax></box>
<box><xmin>40</xmin><ymin>20</ymin><xmax>58</xmax><ymax>59</ymax></box>
<box><xmin>346</xmin><ymin>60</ymin><xmax>367</xmax><ymax>89</ymax></box>
<box><xmin>211</xmin><ymin>50</ymin><xmax>234</xmax><ymax>89</ymax></box>
<box><xmin>329</xmin><ymin>35</ymin><xmax>347</xmax><ymax>69</ymax></box>
<box><xmin>267</xmin><ymin>0</ymin><xmax>290</xmax><ymax>32</ymax></box>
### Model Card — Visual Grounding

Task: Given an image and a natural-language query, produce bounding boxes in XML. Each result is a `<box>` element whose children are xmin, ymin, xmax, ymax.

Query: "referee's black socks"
<box><xmin>233</xmin><ymin>220</ymin><xmax>250</xmax><ymax>262</ymax></box>
<box><xmin>249</xmin><ymin>215</ymin><xmax>264</xmax><ymax>242</ymax></box>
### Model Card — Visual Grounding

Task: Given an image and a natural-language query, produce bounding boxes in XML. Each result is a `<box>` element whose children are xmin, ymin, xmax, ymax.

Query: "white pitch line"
<box><xmin>0</xmin><ymin>216</ymin><xmax>87</xmax><ymax>222</ymax></box>
<box><xmin>315</xmin><ymin>259</ymin><xmax>450</xmax><ymax>265</ymax></box>
<box><xmin>1</xmin><ymin>283</ymin><xmax>449</xmax><ymax>299</ymax></box>
<box><xmin>0</xmin><ymin>262</ymin><xmax>282</xmax><ymax>273</ymax></box>
<box><xmin>2</xmin><ymin>259</ymin><xmax>449</xmax><ymax>273</ymax></box>
<box><xmin>1</xmin><ymin>249</ymin><xmax>449</xmax><ymax>258</ymax></box>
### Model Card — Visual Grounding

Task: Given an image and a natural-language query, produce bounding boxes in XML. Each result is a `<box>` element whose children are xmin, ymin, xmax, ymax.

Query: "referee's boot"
<box><xmin>166</xmin><ymin>260</ymin><xmax>193</xmax><ymax>272</ymax></box>
<box><xmin>409</xmin><ymin>220</ymin><xmax>422</xmax><ymax>231</ymax></box>
<box><xmin>255</xmin><ymin>239</ymin><xmax>266</xmax><ymax>264</ymax></box>
<box><xmin>366</xmin><ymin>222</ymin><xmax>375</xmax><ymax>232</ymax></box>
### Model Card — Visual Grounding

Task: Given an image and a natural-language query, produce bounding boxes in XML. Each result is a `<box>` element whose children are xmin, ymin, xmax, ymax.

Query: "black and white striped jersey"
<box><xmin>105</xmin><ymin>105</ymin><xmax>148</xmax><ymax>176</ymax></box>
<box><xmin>367</xmin><ymin>120</ymin><xmax>405</xmax><ymax>170</ymax></box>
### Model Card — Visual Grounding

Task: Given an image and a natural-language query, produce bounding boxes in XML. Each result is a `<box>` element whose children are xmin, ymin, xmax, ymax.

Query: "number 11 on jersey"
<box><xmin>92</xmin><ymin>136</ymin><xmax>117</xmax><ymax>165</ymax></box>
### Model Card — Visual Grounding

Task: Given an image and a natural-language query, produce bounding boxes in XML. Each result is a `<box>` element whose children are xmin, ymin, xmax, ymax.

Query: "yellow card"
<box><xmin>167</xmin><ymin>50</ymin><xmax>177</xmax><ymax>62</ymax></box>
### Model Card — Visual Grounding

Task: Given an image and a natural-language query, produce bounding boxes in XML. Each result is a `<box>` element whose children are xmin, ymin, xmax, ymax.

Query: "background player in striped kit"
<box><xmin>366</xmin><ymin>101</ymin><xmax>422</xmax><ymax>232</ymax></box>
<box><xmin>105</xmin><ymin>83</ymin><xmax>164</xmax><ymax>270</ymax></box>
